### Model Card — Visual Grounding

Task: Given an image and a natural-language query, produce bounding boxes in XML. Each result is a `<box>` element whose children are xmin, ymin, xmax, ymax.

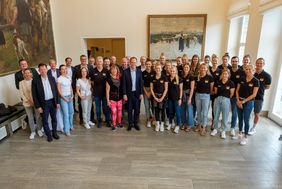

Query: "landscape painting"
<box><xmin>148</xmin><ymin>14</ymin><xmax>207</xmax><ymax>60</ymax></box>
<box><xmin>0</xmin><ymin>0</ymin><xmax>56</xmax><ymax>76</ymax></box>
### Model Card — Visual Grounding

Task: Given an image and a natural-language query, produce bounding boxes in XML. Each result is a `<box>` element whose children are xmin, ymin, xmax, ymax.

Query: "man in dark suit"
<box><xmin>32</xmin><ymin>63</ymin><xmax>60</xmax><ymax>142</ymax></box>
<box><xmin>15</xmin><ymin>59</ymin><xmax>39</xmax><ymax>90</ymax></box>
<box><xmin>47</xmin><ymin>59</ymin><xmax>60</xmax><ymax>81</ymax></box>
<box><xmin>74</xmin><ymin>55</ymin><xmax>95</xmax><ymax>124</ymax></box>
<box><xmin>122</xmin><ymin>57</ymin><xmax>143</xmax><ymax>131</ymax></box>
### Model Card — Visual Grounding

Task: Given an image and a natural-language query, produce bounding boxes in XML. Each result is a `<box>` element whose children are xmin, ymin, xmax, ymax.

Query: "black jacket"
<box><xmin>14</xmin><ymin>68</ymin><xmax>39</xmax><ymax>89</ymax></box>
<box><xmin>32</xmin><ymin>75</ymin><xmax>59</xmax><ymax>109</ymax></box>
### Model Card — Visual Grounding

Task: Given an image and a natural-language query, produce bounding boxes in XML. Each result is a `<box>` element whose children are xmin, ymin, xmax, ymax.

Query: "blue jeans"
<box><xmin>60</xmin><ymin>95</ymin><xmax>74</xmax><ymax>133</ymax></box>
<box><xmin>195</xmin><ymin>93</ymin><xmax>210</xmax><ymax>127</ymax></box>
<box><xmin>95</xmin><ymin>96</ymin><xmax>111</xmax><ymax>122</ymax></box>
<box><xmin>213</xmin><ymin>96</ymin><xmax>230</xmax><ymax>131</ymax></box>
<box><xmin>237</xmin><ymin>100</ymin><xmax>254</xmax><ymax>135</ymax></box>
<box><xmin>168</xmin><ymin>99</ymin><xmax>181</xmax><ymax>126</ymax></box>
<box><xmin>181</xmin><ymin>102</ymin><xmax>194</xmax><ymax>127</ymax></box>
<box><xmin>230</xmin><ymin>97</ymin><xmax>237</xmax><ymax>129</ymax></box>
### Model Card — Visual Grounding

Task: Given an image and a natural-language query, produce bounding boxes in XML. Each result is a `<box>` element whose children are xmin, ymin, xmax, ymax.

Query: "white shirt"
<box><xmin>51</xmin><ymin>69</ymin><xmax>58</xmax><ymax>82</ymax></box>
<box><xmin>76</xmin><ymin>78</ymin><xmax>92</xmax><ymax>97</ymax></box>
<box><xmin>57</xmin><ymin>75</ymin><xmax>72</xmax><ymax>96</ymax></box>
<box><xmin>41</xmin><ymin>76</ymin><xmax>54</xmax><ymax>100</ymax></box>
<box><xmin>130</xmin><ymin>68</ymin><xmax>136</xmax><ymax>91</ymax></box>
<box><xmin>66</xmin><ymin>66</ymin><xmax>73</xmax><ymax>79</ymax></box>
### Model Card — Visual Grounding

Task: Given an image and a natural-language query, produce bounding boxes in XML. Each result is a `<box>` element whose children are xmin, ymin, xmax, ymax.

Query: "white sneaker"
<box><xmin>155</xmin><ymin>122</ymin><xmax>160</xmax><ymax>132</ymax></box>
<box><xmin>210</xmin><ymin>129</ymin><xmax>218</xmax><ymax>136</ymax></box>
<box><xmin>88</xmin><ymin>121</ymin><xmax>95</xmax><ymax>126</ymax></box>
<box><xmin>84</xmin><ymin>124</ymin><xmax>91</xmax><ymax>129</ymax></box>
<box><xmin>160</xmin><ymin>122</ymin><xmax>165</xmax><ymax>132</ymax></box>
<box><xmin>166</xmin><ymin>124</ymin><xmax>171</xmax><ymax>131</ymax></box>
<box><xmin>221</xmin><ymin>131</ymin><xmax>226</xmax><ymax>139</ymax></box>
<box><xmin>248</xmin><ymin>127</ymin><xmax>256</xmax><ymax>136</ymax></box>
<box><xmin>230</xmin><ymin>128</ymin><xmax>235</xmax><ymax>137</ymax></box>
<box><xmin>240</xmin><ymin>137</ymin><xmax>248</xmax><ymax>145</ymax></box>
<box><xmin>147</xmin><ymin>121</ymin><xmax>151</xmax><ymax>128</ymax></box>
<box><xmin>37</xmin><ymin>130</ymin><xmax>43</xmax><ymax>137</ymax></box>
<box><xmin>22</xmin><ymin>120</ymin><xmax>27</xmax><ymax>130</ymax></box>
<box><xmin>174</xmin><ymin>126</ymin><xmax>179</xmax><ymax>134</ymax></box>
<box><xmin>165</xmin><ymin>120</ymin><xmax>170</xmax><ymax>126</ymax></box>
<box><xmin>29</xmin><ymin>132</ymin><xmax>36</xmax><ymax>140</ymax></box>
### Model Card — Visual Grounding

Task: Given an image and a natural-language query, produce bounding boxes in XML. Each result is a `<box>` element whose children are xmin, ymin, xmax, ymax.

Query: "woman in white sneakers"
<box><xmin>57</xmin><ymin>65</ymin><xmax>74</xmax><ymax>136</ymax></box>
<box><xmin>236</xmin><ymin>64</ymin><xmax>259</xmax><ymax>145</ymax></box>
<box><xmin>150</xmin><ymin>62</ymin><xmax>168</xmax><ymax>132</ymax></box>
<box><xmin>76</xmin><ymin>67</ymin><xmax>95</xmax><ymax>129</ymax></box>
<box><xmin>211</xmin><ymin>69</ymin><xmax>235</xmax><ymax>139</ymax></box>
<box><xmin>167</xmin><ymin>66</ymin><xmax>183</xmax><ymax>134</ymax></box>
<box><xmin>19</xmin><ymin>68</ymin><xmax>43</xmax><ymax>139</ymax></box>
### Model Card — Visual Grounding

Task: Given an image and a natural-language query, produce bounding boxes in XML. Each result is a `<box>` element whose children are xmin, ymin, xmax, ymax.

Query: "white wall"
<box><xmin>0</xmin><ymin>0</ymin><xmax>230</xmax><ymax>105</ymax></box>
<box><xmin>257</xmin><ymin>6</ymin><xmax>282</xmax><ymax>111</ymax></box>
<box><xmin>50</xmin><ymin>0</ymin><xmax>230</xmax><ymax>64</ymax></box>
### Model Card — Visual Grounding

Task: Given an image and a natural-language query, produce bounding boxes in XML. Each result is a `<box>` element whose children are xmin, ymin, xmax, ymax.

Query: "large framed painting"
<box><xmin>148</xmin><ymin>14</ymin><xmax>207</xmax><ymax>60</ymax></box>
<box><xmin>0</xmin><ymin>0</ymin><xmax>56</xmax><ymax>76</ymax></box>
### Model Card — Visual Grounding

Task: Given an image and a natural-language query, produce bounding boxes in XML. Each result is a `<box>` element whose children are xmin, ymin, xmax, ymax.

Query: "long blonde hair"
<box><xmin>170</xmin><ymin>66</ymin><xmax>179</xmax><ymax>85</ymax></box>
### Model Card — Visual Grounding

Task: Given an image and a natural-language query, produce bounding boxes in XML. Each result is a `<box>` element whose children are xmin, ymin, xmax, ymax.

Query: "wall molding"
<box><xmin>259</xmin><ymin>0</ymin><xmax>282</xmax><ymax>14</ymax></box>
<box><xmin>228</xmin><ymin>7</ymin><xmax>249</xmax><ymax>19</ymax></box>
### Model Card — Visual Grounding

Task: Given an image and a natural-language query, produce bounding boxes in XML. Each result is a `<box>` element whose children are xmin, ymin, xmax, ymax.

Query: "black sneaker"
<box><xmin>106</xmin><ymin>121</ymin><xmax>111</xmax><ymax>128</ymax></box>
<box><xmin>118</xmin><ymin>124</ymin><xmax>123</xmax><ymax>129</ymax></box>
<box><xmin>112</xmin><ymin>126</ymin><xmax>117</xmax><ymax>131</ymax></box>
<box><xmin>97</xmin><ymin>122</ymin><xmax>102</xmax><ymax>128</ymax></box>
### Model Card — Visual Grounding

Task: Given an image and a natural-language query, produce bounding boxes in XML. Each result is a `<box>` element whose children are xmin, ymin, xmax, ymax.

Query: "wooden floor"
<box><xmin>0</xmin><ymin>113</ymin><xmax>281</xmax><ymax>189</ymax></box>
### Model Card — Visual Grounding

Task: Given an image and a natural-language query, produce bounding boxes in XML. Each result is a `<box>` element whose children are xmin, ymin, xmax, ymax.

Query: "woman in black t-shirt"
<box><xmin>194</xmin><ymin>63</ymin><xmax>214</xmax><ymax>136</ymax></box>
<box><xmin>209</xmin><ymin>54</ymin><xmax>221</xmax><ymax>129</ymax></box>
<box><xmin>106</xmin><ymin>65</ymin><xmax>123</xmax><ymax>131</ymax></box>
<box><xmin>211</xmin><ymin>69</ymin><xmax>235</xmax><ymax>139</ymax></box>
<box><xmin>142</xmin><ymin>59</ymin><xmax>155</xmax><ymax>128</ymax></box>
<box><xmin>180</xmin><ymin>63</ymin><xmax>195</xmax><ymax>132</ymax></box>
<box><xmin>236</xmin><ymin>64</ymin><xmax>259</xmax><ymax>145</ymax></box>
<box><xmin>150</xmin><ymin>63</ymin><xmax>168</xmax><ymax>132</ymax></box>
<box><xmin>167</xmin><ymin>66</ymin><xmax>183</xmax><ymax>134</ymax></box>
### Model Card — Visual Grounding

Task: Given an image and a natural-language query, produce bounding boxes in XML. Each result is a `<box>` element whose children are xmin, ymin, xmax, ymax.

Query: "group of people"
<box><xmin>15</xmin><ymin>53</ymin><xmax>271</xmax><ymax>145</ymax></box>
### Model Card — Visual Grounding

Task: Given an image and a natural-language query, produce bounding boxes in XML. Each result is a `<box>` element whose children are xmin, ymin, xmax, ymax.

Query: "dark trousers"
<box><xmin>128</xmin><ymin>92</ymin><xmax>140</xmax><ymax>125</ymax></box>
<box><xmin>95</xmin><ymin>96</ymin><xmax>110</xmax><ymax>122</ymax></box>
<box><xmin>42</xmin><ymin>99</ymin><xmax>57</xmax><ymax>137</ymax></box>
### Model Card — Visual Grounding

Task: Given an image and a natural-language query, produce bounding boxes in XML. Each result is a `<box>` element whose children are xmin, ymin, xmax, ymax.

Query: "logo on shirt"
<box><xmin>249</xmin><ymin>83</ymin><xmax>254</xmax><ymax>87</ymax></box>
<box><xmin>102</xmin><ymin>73</ymin><xmax>106</xmax><ymax>76</ymax></box>
<box><xmin>205</xmin><ymin>80</ymin><xmax>209</xmax><ymax>83</ymax></box>
<box><xmin>260</xmin><ymin>78</ymin><xmax>264</xmax><ymax>81</ymax></box>
<box><xmin>236</xmin><ymin>75</ymin><xmax>240</xmax><ymax>78</ymax></box>
<box><xmin>216</xmin><ymin>73</ymin><xmax>219</xmax><ymax>76</ymax></box>
<box><xmin>160</xmin><ymin>80</ymin><xmax>164</xmax><ymax>83</ymax></box>
<box><xmin>186</xmin><ymin>79</ymin><xmax>189</xmax><ymax>82</ymax></box>
<box><xmin>226</xmin><ymin>86</ymin><xmax>230</xmax><ymax>90</ymax></box>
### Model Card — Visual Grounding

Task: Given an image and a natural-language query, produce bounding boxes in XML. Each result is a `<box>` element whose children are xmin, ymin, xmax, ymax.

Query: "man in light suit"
<box><xmin>122</xmin><ymin>57</ymin><xmax>143</xmax><ymax>131</ymax></box>
<box><xmin>32</xmin><ymin>63</ymin><xmax>60</xmax><ymax>142</ymax></box>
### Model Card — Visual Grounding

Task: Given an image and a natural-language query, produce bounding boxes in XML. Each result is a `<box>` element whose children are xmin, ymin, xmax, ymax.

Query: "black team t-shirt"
<box><xmin>182</xmin><ymin>74</ymin><xmax>194</xmax><ymax>91</ymax></box>
<box><xmin>209</xmin><ymin>66</ymin><xmax>222</xmax><ymax>84</ymax></box>
<box><xmin>195</xmin><ymin>75</ymin><xmax>214</xmax><ymax>94</ymax></box>
<box><xmin>254</xmin><ymin>70</ymin><xmax>272</xmax><ymax>100</ymax></box>
<box><xmin>238</xmin><ymin>77</ymin><xmax>260</xmax><ymax>99</ymax></box>
<box><xmin>215</xmin><ymin>80</ymin><xmax>235</xmax><ymax>98</ymax></box>
<box><xmin>142</xmin><ymin>70</ymin><xmax>155</xmax><ymax>88</ymax></box>
<box><xmin>91</xmin><ymin>68</ymin><xmax>108</xmax><ymax>97</ymax></box>
<box><xmin>230</xmin><ymin>68</ymin><xmax>245</xmax><ymax>89</ymax></box>
<box><xmin>151</xmin><ymin>74</ymin><xmax>168</xmax><ymax>95</ymax></box>
<box><xmin>168</xmin><ymin>77</ymin><xmax>183</xmax><ymax>101</ymax></box>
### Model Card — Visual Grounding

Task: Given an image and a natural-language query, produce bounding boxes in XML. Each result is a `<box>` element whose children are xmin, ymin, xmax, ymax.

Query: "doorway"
<box><xmin>85</xmin><ymin>38</ymin><xmax>125</xmax><ymax>65</ymax></box>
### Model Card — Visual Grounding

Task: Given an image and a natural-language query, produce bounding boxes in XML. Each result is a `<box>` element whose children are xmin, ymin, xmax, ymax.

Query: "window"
<box><xmin>227</xmin><ymin>15</ymin><xmax>249</xmax><ymax>62</ymax></box>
